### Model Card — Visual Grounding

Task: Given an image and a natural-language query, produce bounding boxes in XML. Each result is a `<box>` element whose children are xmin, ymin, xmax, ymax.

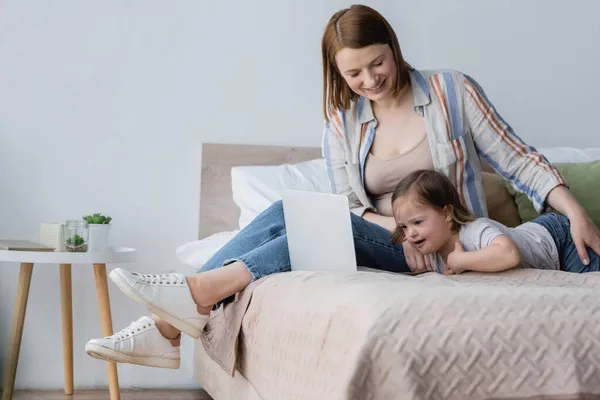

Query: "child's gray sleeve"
<box><xmin>461</xmin><ymin>219</ymin><xmax>507</xmax><ymax>250</ymax></box>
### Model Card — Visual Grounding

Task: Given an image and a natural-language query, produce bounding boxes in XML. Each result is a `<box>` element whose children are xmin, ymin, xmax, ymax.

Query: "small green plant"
<box><xmin>67</xmin><ymin>234</ymin><xmax>85</xmax><ymax>246</ymax></box>
<box><xmin>83</xmin><ymin>213</ymin><xmax>112</xmax><ymax>224</ymax></box>
<box><xmin>65</xmin><ymin>233</ymin><xmax>88</xmax><ymax>252</ymax></box>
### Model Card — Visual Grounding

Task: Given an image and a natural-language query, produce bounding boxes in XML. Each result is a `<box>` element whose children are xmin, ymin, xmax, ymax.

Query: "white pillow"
<box><xmin>231</xmin><ymin>158</ymin><xmax>330</xmax><ymax>229</ymax></box>
<box><xmin>176</xmin><ymin>230</ymin><xmax>239</xmax><ymax>268</ymax></box>
<box><xmin>537</xmin><ymin>147</ymin><xmax>600</xmax><ymax>163</ymax></box>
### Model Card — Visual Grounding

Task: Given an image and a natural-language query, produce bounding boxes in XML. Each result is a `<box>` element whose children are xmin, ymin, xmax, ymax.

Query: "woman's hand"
<box><xmin>546</xmin><ymin>185</ymin><xmax>600</xmax><ymax>265</ymax></box>
<box><xmin>402</xmin><ymin>241</ymin><xmax>432</xmax><ymax>273</ymax></box>
<box><xmin>568</xmin><ymin>210</ymin><xmax>600</xmax><ymax>265</ymax></box>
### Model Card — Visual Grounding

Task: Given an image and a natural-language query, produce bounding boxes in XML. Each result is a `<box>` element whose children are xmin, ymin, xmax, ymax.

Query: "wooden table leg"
<box><xmin>93</xmin><ymin>263</ymin><xmax>120</xmax><ymax>400</ymax></box>
<box><xmin>59</xmin><ymin>263</ymin><xmax>74</xmax><ymax>395</ymax></box>
<box><xmin>2</xmin><ymin>263</ymin><xmax>34</xmax><ymax>400</ymax></box>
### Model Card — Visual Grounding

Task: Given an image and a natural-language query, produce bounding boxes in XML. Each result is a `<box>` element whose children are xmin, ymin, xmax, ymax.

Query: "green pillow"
<box><xmin>504</xmin><ymin>161</ymin><xmax>600</xmax><ymax>227</ymax></box>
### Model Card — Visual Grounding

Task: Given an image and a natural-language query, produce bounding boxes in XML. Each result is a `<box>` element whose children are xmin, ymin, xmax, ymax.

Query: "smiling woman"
<box><xmin>320</xmin><ymin>4</ymin><xmax>600</xmax><ymax>274</ymax></box>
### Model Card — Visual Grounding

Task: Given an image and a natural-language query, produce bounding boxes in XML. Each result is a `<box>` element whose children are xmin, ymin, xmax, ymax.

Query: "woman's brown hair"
<box><xmin>321</xmin><ymin>4</ymin><xmax>411</xmax><ymax>120</ymax></box>
<box><xmin>390</xmin><ymin>170</ymin><xmax>477</xmax><ymax>244</ymax></box>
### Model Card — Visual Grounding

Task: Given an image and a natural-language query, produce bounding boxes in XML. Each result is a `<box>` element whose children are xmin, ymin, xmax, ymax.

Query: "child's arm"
<box><xmin>445</xmin><ymin>235</ymin><xmax>521</xmax><ymax>275</ymax></box>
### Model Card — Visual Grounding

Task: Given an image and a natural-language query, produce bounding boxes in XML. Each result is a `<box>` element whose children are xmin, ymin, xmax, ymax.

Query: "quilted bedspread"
<box><xmin>227</xmin><ymin>269</ymin><xmax>600</xmax><ymax>400</ymax></box>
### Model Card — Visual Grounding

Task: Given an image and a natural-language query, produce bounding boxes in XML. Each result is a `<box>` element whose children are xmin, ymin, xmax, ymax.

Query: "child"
<box><xmin>390</xmin><ymin>169</ymin><xmax>600</xmax><ymax>275</ymax></box>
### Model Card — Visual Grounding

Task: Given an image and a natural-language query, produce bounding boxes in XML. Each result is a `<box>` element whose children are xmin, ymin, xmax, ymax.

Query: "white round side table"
<box><xmin>0</xmin><ymin>247</ymin><xmax>136</xmax><ymax>400</ymax></box>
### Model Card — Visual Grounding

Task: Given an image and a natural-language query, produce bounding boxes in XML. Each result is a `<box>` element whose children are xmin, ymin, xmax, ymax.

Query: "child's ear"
<box><xmin>444</xmin><ymin>205</ymin><xmax>454</xmax><ymax>222</ymax></box>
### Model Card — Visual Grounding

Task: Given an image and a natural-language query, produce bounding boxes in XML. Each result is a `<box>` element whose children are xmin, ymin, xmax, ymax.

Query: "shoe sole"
<box><xmin>109</xmin><ymin>270</ymin><xmax>204</xmax><ymax>339</ymax></box>
<box><xmin>85</xmin><ymin>343</ymin><xmax>179</xmax><ymax>369</ymax></box>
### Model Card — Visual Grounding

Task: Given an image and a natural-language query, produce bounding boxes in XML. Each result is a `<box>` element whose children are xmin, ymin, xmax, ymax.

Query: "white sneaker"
<box><xmin>85</xmin><ymin>316</ymin><xmax>180</xmax><ymax>369</ymax></box>
<box><xmin>109</xmin><ymin>268</ymin><xmax>208</xmax><ymax>339</ymax></box>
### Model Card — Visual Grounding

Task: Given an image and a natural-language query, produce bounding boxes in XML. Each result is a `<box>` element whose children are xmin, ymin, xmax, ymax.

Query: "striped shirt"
<box><xmin>321</xmin><ymin>68</ymin><xmax>567</xmax><ymax>218</ymax></box>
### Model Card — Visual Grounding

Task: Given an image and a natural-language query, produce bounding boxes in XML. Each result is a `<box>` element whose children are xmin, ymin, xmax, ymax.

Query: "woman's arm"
<box><xmin>322</xmin><ymin>113</ymin><xmax>372</xmax><ymax>217</ymax></box>
<box><xmin>463</xmin><ymin>74</ymin><xmax>567</xmax><ymax>214</ymax></box>
<box><xmin>546</xmin><ymin>185</ymin><xmax>600</xmax><ymax>264</ymax></box>
<box><xmin>445</xmin><ymin>235</ymin><xmax>520</xmax><ymax>275</ymax></box>
<box><xmin>463</xmin><ymin>74</ymin><xmax>600</xmax><ymax>264</ymax></box>
<box><xmin>546</xmin><ymin>184</ymin><xmax>584</xmax><ymax>217</ymax></box>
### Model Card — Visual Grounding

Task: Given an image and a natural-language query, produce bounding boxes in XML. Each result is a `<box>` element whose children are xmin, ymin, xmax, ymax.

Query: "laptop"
<box><xmin>282</xmin><ymin>189</ymin><xmax>358</xmax><ymax>272</ymax></box>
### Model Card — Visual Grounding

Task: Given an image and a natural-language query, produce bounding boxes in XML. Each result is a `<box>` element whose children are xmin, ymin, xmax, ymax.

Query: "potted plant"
<box><xmin>62</xmin><ymin>220</ymin><xmax>89</xmax><ymax>252</ymax></box>
<box><xmin>83</xmin><ymin>213</ymin><xmax>112</xmax><ymax>252</ymax></box>
<box><xmin>65</xmin><ymin>234</ymin><xmax>88</xmax><ymax>252</ymax></box>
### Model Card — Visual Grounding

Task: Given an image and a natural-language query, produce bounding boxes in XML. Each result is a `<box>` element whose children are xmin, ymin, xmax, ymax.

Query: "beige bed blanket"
<box><xmin>201</xmin><ymin>269</ymin><xmax>600</xmax><ymax>400</ymax></box>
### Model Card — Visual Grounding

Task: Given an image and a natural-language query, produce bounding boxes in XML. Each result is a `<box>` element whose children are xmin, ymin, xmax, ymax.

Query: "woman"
<box><xmin>85</xmin><ymin>4</ymin><xmax>600</xmax><ymax>369</ymax></box>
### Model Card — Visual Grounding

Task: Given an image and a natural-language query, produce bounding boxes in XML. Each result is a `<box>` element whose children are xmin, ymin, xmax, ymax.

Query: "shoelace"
<box><xmin>110</xmin><ymin>318</ymin><xmax>153</xmax><ymax>340</ymax></box>
<box><xmin>133</xmin><ymin>272</ymin><xmax>186</xmax><ymax>285</ymax></box>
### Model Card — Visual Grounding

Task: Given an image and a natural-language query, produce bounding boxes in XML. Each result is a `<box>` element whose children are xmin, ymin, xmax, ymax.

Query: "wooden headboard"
<box><xmin>199</xmin><ymin>143</ymin><xmax>321</xmax><ymax>239</ymax></box>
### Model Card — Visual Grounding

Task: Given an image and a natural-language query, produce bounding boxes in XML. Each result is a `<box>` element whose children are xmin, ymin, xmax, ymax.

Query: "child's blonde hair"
<box><xmin>390</xmin><ymin>170</ymin><xmax>477</xmax><ymax>244</ymax></box>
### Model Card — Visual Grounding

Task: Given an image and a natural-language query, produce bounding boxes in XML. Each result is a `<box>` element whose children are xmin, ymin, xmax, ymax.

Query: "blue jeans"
<box><xmin>198</xmin><ymin>200</ymin><xmax>410</xmax><ymax>279</ymax></box>
<box><xmin>531</xmin><ymin>213</ymin><xmax>600</xmax><ymax>273</ymax></box>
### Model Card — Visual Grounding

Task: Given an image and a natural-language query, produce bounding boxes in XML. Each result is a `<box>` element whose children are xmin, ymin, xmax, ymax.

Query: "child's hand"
<box><xmin>445</xmin><ymin>241</ymin><xmax>466</xmax><ymax>275</ymax></box>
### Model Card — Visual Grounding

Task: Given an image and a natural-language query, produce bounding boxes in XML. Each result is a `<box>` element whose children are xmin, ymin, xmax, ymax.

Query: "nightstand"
<box><xmin>0</xmin><ymin>247</ymin><xmax>136</xmax><ymax>400</ymax></box>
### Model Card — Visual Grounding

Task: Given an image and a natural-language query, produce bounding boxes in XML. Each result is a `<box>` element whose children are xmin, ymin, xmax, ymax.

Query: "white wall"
<box><xmin>1</xmin><ymin>0</ymin><xmax>599</xmax><ymax>390</ymax></box>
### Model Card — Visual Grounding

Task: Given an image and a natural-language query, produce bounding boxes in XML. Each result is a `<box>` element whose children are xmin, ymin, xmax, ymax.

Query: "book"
<box><xmin>0</xmin><ymin>240</ymin><xmax>55</xmax><ymax>252</ymax></box>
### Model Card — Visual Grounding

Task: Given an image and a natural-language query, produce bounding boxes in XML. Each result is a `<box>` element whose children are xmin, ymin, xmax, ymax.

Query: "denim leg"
<box><xmin>350</xmin><ymin>213</ymin><xmax>410</xmax><ymax>273</ymax></box>
<box><xmin>532</xmin><ymin>213</ymin><xmax>600</xmax><ymax>273</ymax></box>
<box><xmin>198</xmin><ymin>199</ymin><xmax>410</xmax><ymax>280</ymax></box>
<box><xmin>198</xmin><ymin>200</ymin><xmax>289</xmax><ymax>280</ymax></box>
<box><xmin>560</xmin><ymin>240</ymin><xmax>600</xmax><ymax>272</ymax></box>
<box><xmin>554</xmin><ymin>217</ymin><xmax>600</xmax><ymax>273</ymax></box>
<box><xmin>530</xmin><ymin>213</ymin><xmax>565</xmax><ymax>253</ymax></box>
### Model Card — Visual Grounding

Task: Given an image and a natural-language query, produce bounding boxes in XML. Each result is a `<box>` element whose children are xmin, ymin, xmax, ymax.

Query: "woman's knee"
<box><xmin>260</xmin><ymin>200</ymin><xmax>285</xmax><ymax>227</ymax></box>
<box><xmin>239</xmin><ymin>200</ymin><xmax>286</xmax><ymax>239</ymax></box>
<box><xmin>268</xmin><ymin>200</ymin><xmax>286</xmax><ymax>233</ymax></box>
<box><xmin>269</xmin><ymin>199</ymin><xmax>284</xmax><ymax>214</ymax></box>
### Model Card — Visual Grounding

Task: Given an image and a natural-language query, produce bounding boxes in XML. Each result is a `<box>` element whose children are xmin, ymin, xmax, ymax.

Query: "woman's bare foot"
<box><xmin>151</xmin><ymin>263</ymin><xmax>252</xmax><ymax>345</ymax></box>
<box><xmin>153</xmin><ymin>315</ymin><xmax>182</xmax><ymax>346</ymax></box>
<box><xmin>196</xmin><ymin>304</ymin><xmax>213</xmax><ymax>315</ymax></box>
<box><xmin>185</xmin><ymin>261</ymin><xmax>253</xmax><ymax>311</ymax></box>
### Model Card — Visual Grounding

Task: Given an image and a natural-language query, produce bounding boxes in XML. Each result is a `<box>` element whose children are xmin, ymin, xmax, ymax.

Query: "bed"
<box><xmin>191</xmin><ymin>143</ymin><xmax>600</xmax><ymax>400</ymax></box>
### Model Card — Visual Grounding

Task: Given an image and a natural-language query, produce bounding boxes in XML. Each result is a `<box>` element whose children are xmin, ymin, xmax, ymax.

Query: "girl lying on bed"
<box><xmin>391</xmin><ymin>169</ymin><xmax>600</xmax><ymax>275</ymax></box>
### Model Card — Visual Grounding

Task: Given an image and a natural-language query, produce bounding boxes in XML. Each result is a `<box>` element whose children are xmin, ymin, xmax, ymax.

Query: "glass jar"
<box><xmin>62</xmin><ymin>220</ymin><xmax>89</xmax><ymax>252</ymax></box>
